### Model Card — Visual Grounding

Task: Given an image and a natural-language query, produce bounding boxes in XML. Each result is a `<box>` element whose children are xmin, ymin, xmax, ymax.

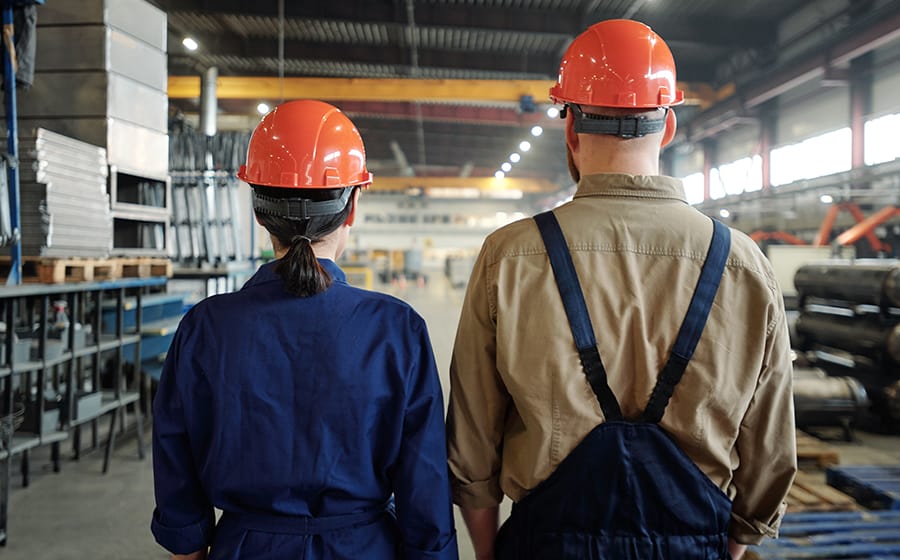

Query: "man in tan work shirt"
<box><xmin>446</xmin><ymin>19</ymin><xmax>797</xmax><ymax>560</ymax></box>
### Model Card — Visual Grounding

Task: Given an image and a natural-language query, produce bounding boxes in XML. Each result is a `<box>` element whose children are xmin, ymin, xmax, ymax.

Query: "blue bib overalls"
<box><xmin>494</xmin><ymin>211</ymin><xmax>733</xmax><ymax>560</ymax></box>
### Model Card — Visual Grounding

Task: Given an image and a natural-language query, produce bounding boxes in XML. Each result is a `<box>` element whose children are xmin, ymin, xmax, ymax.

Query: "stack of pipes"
<box><xmin>794</xmin><ymin>260</ymin><xmax>900</xmax><ymax>427</ymax></box>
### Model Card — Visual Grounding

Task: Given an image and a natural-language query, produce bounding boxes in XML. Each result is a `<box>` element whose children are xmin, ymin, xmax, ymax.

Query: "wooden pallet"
<box><xmin>116</xmin><ymin>258</ymin><xmax>173</xmax><ymax>280</ymax></box>
<box><xmin>0</xmin><ymin>257</ymin><xmax>173</xmax><ymax>284</ymax></box>
<box><xmin>796</xmin><ymin>430</ymin><xmax>841</xmax><ymax>468</ymax></box>
<box><xmin>787</xmin><ymin>472</ymin><xmax>858</xmax><ymax>513</ymax></box>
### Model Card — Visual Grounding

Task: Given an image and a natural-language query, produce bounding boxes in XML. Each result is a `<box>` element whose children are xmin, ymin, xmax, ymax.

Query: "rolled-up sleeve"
<box><xmin>729</xmin><ymin>294</ymin><xmax>797</xmax><ymax>545</ymax></box>
<box><xmin>446</xmin><ymin>242</ymin><xmax>510</xmax><ymax>509</ymax></box>
<box><xmin>151</xmin><ymin>325</ymin><xmax>215</xmax><ymax>554</ymax></box>
<box><xmin>394</xmin><ymin>318</ymin><xmax>459</xmax><ymax>559</ymax></box>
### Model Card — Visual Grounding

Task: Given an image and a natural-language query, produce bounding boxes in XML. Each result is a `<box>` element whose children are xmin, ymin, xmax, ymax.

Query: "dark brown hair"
<box><xmin>252</xmin><ymin>185</ymin><xmax>357</xmax><ymax>297</ymax></box>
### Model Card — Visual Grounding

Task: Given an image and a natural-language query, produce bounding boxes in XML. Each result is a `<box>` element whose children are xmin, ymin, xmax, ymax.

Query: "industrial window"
<box><xmin>683</xmin><ymin>172</ymin><xmax>705</xmax><ymax>205</ymax></box>
<box><xmin>864</xmin><ymin>112</ymin><xmax>900</xmax><ymax>166</ymax></box>
<box><xmin>770</xmin><ymin>127</ymin><xmax>851</xmax><ymax>187</ymax></box>
<box><xmin>710</xmin><ymin>156</ymin><xmax>763</xmax><ymax>199</ymax></box>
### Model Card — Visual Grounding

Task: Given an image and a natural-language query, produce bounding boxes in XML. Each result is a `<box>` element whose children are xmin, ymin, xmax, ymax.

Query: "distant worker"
<box><xmin>446</xmin><ymin>19</ymin><xmax>796</xmax><ymax>560</ymax></box>
<box><xmin>152</xmin><ymin>100</ymin><xmax>458</xmax><ymax>560</ymax></box>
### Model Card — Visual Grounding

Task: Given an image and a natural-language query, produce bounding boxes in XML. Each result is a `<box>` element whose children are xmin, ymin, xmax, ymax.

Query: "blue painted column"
<box><xmin>2</xmin><ymin>1</ymin><xmax>21</xmax><ymax>285</ymax></box>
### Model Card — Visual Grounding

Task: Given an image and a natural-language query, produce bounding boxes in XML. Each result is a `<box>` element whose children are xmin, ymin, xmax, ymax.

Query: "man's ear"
<box><xmin>565</xmin><ymin>109</ymin><xmax>579</xmax><ymax>154</ymax></box>
<box><xmin>661</xmin><ymin>109</ymin><xmax>677</xmax><ymax>147</ymax></box>
<box><xmin>344</xmin><ymin>188</ymin><xmax>361</xmax><ymax>227</ymax></box>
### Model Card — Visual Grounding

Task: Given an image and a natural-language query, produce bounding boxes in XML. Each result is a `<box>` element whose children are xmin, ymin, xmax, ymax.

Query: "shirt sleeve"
<box><xmin>151</xmin><ymin>323</ymin><xmax>216</xmax><ymax>555</ymax></box>
<box><xmin>729</xmin><ymin>292</ymin><xmax>798</xmax><ymax>545</ymax></box>
<box><xmin>393</xmin><ymin>316</ymin><xmax>459</xmax><ymax>560</ymax></box>
<box><xmin>446</xmin><ymin>242</ymin><xmax>511</xmax><ymax>509</ymax></box>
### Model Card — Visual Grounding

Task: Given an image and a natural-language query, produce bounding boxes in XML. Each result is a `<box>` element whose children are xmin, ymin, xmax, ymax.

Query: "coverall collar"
<box><xmin>574</xmin><ymin>173</ymin><xmax>688</xmax><ymax>203</ymax></box>
<box><xmin>246</xmin><ymin>258</ymin><xmax>348</xmax><ymax>289</ymax></box>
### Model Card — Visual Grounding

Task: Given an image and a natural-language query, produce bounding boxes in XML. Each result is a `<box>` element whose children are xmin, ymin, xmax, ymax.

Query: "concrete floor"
<box><xmin>2</xmin><ymin>271</ymin><xmax>898</xmax><ymax>559</ymax></box>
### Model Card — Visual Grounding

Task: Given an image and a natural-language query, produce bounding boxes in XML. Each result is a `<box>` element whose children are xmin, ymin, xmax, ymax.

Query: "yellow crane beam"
<box><xmin>367</xmin><ymin>176</ymin><xmax>559</xmax><ymax>193</ymax></box>
<box><xmin>168</xmin><ymin>76</ymin><xmax>727</xmax><ymax>107</ymax></box>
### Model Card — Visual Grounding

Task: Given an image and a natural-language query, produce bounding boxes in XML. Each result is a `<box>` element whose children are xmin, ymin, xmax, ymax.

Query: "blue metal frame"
<box><xmin>2</xmin><ymin>0</ymin><xmax>21</xmax><ymax>286</ymax></box>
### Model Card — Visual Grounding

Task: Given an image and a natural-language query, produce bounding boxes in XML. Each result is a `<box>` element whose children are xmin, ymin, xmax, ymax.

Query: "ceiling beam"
<box><xmin>340</xmin><ymin>101</ymin><xmax>564</xmax><ymax>128</ymax></box>
<box><xmin>168</xmin><ymin>76</ymin><xmax>728</xmax><ymax>107</ymax></box>
<box><xmin>368</xmin><ymin>176</ymin><xmax>558</xmax><ymax>193</ymax></box>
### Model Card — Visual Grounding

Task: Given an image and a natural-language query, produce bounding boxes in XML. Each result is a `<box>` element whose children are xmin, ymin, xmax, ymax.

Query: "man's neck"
<box><xmin>579</xmin><ymin>157</ymin><xmax>660</xmax><ymax>177</ymax></box>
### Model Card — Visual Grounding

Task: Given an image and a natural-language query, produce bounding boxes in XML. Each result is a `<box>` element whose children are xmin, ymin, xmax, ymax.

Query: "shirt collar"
<box><xmin>573</xmin><ymin>173</ymin><xmax>687</xmax><ymax>203</ymax></box>
<box><xmin>244</xmin><ymin>258</ymin><xmax>348</xmax><ymax>289</ymax></box>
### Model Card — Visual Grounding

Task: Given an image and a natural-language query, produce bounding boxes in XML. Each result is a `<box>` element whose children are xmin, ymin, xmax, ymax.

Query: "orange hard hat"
<box><xmin>549</xmin><ymin>19</ymin><xmax>684</xmax><ymax>109</ymax></box>
<box><xmin>237</xmin><ymin>99</ymin><xmax>373</xmax><ymax>190</ymax></box>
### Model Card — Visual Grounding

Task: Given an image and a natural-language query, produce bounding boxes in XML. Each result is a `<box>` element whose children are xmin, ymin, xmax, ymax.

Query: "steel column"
<box><xmin>3</xmin><ymin>2</ymin><xmax>20</xmax><ymax>285</ymax></box>
<box><xmin>199</xmin><ymin>66</ymin><xmax>218</xmax><ymax>137</ymax></box>
<box><xmin>850</xmin><ymin>55</ymin><xmax>872</xmax><ymax>171</ymax></box>
<box><xmin>702</xmin><ymin>139</ymin><xmax>716</xmax><ymax>202</ymax></box>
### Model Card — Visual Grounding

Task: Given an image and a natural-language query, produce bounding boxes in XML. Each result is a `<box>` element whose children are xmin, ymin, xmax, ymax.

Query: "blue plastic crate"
<box><xmin>751</xmin><ymin>510</ymin><xmax>900</xmax><ymax>559</ymax></box>
<box><xmin>827</xmin><ymin>465</ymin><xmax>900</xmax><ymax>511</ymax></box>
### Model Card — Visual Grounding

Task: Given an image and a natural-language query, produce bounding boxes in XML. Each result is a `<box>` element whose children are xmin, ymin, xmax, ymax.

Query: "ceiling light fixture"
<box><xmin>182</xmin><ymin>37</ymin><xmax>199</xmax><ymax>51</ymax></box>
<box><xmin>546</xmin><ymin>107</ymin><xmax>560</xmax><ymax>119</ymax></box>
<box><xmin>501</xmin><ymin>162</ymin><xmax>512</xmax><ymax>172</ymax></box>
<box><xmin>519</xmin><ymin>141</ymin><xmax>531</xmax><ymax>152</ymax></box>
<box><xmin>719</xmin><ymin>209</ymin><xmax>730</xmax><ymax>218</ymax></box>
<box><xmin>820</xmin><ymin>194</ymin><xmax>834</xmax><ymax>204</ymax></box>
<box><xmin>531</xmin><ymin>125</ymin><xmax>543</xmax><ymax>137</ymax></box>
<box><xmin>257</xmin><ymin>103</ymin><xmax>270</xmax><ymax>115</ymax></box>
<box><xmin>495</xmin><ymin>170</ymin><xmax>506</xmax><ymax>179</ymax></box>
<box><xmin>509</xmin><ymin>153</ymin><xmax>521</xmax><ymax>163</ymax></box>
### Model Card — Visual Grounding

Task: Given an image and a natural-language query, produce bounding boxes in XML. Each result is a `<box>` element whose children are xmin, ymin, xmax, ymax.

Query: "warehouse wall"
<box><xmin>715</xmin><ymin>124</ymin><xmax>761</xmax><ymax>165</ymax></box>
<box><xmin>776</xmin><ymin>84</ymin><xmax>850</xmax><ymax>146</ymax></box>
<box><xmin>872</xmin><ymin>55</ymin><xmax>900</xmax><ymax>116</ymax></box>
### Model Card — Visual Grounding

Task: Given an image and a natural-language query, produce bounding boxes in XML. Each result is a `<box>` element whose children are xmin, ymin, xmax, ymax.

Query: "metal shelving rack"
<box><xmin>0</xmin><ymin>276</ymin><xmax>165</xmax><ymax>545</ymax></box>
<box><xmin>109</xmin><ymin>165</ymin><xmax>172</xmax><ymax>257</ymax></box>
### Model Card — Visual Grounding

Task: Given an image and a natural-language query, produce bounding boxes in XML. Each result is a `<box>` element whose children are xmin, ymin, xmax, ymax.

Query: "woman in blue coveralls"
<box><xmin>151</xmin><ymin>100</ymin><xmax>458</xmax><ymax>560</ymax></box>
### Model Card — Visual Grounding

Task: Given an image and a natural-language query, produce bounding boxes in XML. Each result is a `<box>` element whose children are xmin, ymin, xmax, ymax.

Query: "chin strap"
<box><xmin>252</xmin><ymin>187</ymin><xmax>354</xmax><ymax>221</ymax></box>
<box><xmin>562</xmin><ymin>104</ymin><xmax>668</xmax><ymax>139</ymax></box>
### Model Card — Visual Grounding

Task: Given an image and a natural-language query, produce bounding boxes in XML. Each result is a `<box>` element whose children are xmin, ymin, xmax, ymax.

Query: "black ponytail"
<box><xmin>252</xmin><ymin>186</ymin><xmax>357</xmax><ymax>297</ymax></box>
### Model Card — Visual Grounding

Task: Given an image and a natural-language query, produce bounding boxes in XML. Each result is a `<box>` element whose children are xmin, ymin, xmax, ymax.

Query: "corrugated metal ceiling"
<box><xmin>171</xmin><ymin>12</ymin><xmax>569</xmax><ymax>54</ymax></box>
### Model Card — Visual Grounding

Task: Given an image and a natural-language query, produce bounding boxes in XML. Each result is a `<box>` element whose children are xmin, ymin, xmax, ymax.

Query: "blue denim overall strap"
<box><xmin>641</xmin><ymin>218</ymin><xmax>730</xmax><ymax>423</ymax></box>
<box><xmin>533</xmin><ymin>211</ymin><xmax>623</xmax><ymax>421</ymax></box>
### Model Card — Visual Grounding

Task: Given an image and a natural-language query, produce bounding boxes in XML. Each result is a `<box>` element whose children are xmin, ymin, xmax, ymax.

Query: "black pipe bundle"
<box><xmin>795</xmin><ymin>313</ymin><xmax>900</xmax><ymax>365</ymax></box>
<box><xmin>793</xmin><ymin>369</ymin><xmax>870</xmax><ymax>438</ymax></box>
<box><xmin>794</xmin><ymin>261</ymin><xmax>900</xmax><ymax>308</ymax></box>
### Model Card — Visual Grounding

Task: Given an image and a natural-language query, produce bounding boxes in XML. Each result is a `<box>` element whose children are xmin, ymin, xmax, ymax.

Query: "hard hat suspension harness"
<box><xmin>563</xmin><ymin>104</ymin><xmax>668</xmax><ymax>139</ymax></box>
<box><xmin>252</xmin><ymin>187</ymin><xmax>354</xmax><ymax>221</ymax></box>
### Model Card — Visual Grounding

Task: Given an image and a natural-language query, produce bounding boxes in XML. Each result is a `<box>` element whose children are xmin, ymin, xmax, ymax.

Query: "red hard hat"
<box><xmin>549</xmin><ymin>19</ymin><xmax>684</xmax><ymax>109</ymax></box>
<box><xmin>237</xmin><ymin>100</ymin><xmax>373</xmax><ymax>189</ymax></box>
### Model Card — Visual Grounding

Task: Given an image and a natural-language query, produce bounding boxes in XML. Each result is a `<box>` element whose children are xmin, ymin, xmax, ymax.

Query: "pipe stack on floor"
<box><xmin>794</xmin><ymin>260</ymin><xmax>900</xmax><ymax>427</ymax></box>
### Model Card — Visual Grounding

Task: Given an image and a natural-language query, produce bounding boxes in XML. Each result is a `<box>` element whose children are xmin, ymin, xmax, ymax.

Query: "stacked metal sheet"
<box><xmin>7</xmin><ymin>128</ymin><xmax>113</xmax><ymax>257</ymax></box>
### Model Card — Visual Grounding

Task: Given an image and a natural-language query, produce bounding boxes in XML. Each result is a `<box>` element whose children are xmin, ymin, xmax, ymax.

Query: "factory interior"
<box><xmin>2</xmin><ymin>0</ymin><xmax>900</xmax><ymax>558</ymax></box>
